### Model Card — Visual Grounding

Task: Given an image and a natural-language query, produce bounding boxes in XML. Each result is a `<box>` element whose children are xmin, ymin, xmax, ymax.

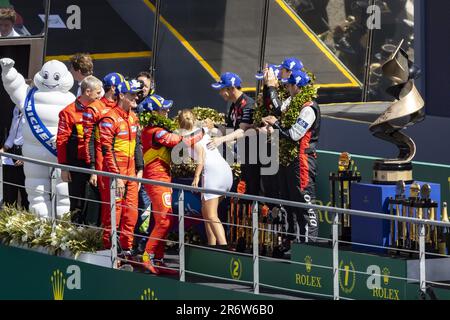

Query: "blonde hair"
<box><xmin>177</xmin><ymin>109</ymin><xmax>196</xmax><ymax>131</ymax></box>
<box><xmin>0</xmin><ymin>8</ymin><xmax>16</xmax><ymax>24</ymax></box>
<box><xmin>80</xmin><ymin>75</ymin><xmax>102</xmax><ymax>94</ymax></box>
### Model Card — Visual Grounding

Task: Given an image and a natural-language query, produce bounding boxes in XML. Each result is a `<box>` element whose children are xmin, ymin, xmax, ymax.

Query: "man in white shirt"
<box><xmin>1</xmin><ymin>106</ymin><xmax>28</xmax><ymax>210</ymax></box>
<box><xmin>0</xmin><ymin>7</ymin><xmax>20</xmax><ymax>37</ymax></box>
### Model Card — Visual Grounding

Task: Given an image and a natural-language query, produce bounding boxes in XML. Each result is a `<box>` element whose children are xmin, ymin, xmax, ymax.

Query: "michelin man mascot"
<box><xmin>0</xmin><ymin>58</ymin><xmax>75</xmax><ymax>217</ymax></box>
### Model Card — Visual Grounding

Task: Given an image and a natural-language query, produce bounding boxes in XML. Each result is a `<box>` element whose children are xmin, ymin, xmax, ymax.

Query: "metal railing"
<box><xmin>1</xmin><ymin>151</ymin><xmax>450</xmax><ymax>300</ymax></box>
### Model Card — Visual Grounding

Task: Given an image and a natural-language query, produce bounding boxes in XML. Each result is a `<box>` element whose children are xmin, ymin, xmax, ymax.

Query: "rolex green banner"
<box><xmin>0</xmin><ymin>244</ymin><xmax>270</xmax><ymax>300</ymax></box>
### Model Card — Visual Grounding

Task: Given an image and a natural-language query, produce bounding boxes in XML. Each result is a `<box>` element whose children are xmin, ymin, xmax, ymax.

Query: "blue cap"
<box><xmin>281</xmin><ymin>70</ymin><xmax>310</xmax><ymax>87</ymax></box>
<box><xmin>255</xmin><ymin>64</ymin><xmax>282</xmax><ymax>80</ymax></box>
<box><xmin>103</xmin><ymin>72</ymin><xmax>125</xmax><ymax>87</ymax></box>
<box><xmin>141</xmin><ymin>94</ymin><xmax>173</xmax><ymax>112</ymax></box>
<box><xmin>115</xmin><ymin>79</ymin><xmax>143</xmax><ymax>95</ymax></box>
<box><xmin>211</xmin><ymin>72</ymin><xmax>242</xmax><ymax>89</ymax></box>
<box><xmin>281</xmin><ymin>57</ymin><xmax>304</xmax><ymax>71</ymax></box>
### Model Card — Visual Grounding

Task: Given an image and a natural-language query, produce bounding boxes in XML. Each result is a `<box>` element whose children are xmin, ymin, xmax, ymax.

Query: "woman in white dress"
<box><xmin>177</xmin><ymin>110</ymin><xmax>233</xmax><ymax>246</ymax></box>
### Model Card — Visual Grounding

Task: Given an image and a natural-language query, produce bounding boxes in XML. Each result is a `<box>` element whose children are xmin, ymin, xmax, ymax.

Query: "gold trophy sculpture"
<box><xmin>370</xmin><ymin>40</ymin><xmax>425</xmax><ymax>184</ymax></box>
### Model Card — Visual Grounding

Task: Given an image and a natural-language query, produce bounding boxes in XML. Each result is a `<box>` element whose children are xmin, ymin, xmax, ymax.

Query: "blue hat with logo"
<box><xmin>255</xmin><ymin>64</ymin><xmax>282</xmax><ymax>80</ymax></box>
<box><xmin>281</xmin><ymin>70</ymin><xmax>311</xmax><ymax>87</ymax></box>
<box><xmin>141</xmin><ymin>94</ymin><xmax>173</xmax><ymax>112</ymax></box>
<box><xmin>281</xmin><ymin>57</ymin><xmax>304</xmax><ymax>71</ymax></box>
<box><xmin>211</xmin><ymin>72</ymin><xmax>242</xmax><ymax>89</ymax></box>
<box><xmin>115</xmin><ymin>79</ymin><xmax>143</xmax><ymax>95</ymax></box>
<box><xmin>103</xmin><ymin>72</ymin><xmax>125</xmax><ymax>87</ymax></box>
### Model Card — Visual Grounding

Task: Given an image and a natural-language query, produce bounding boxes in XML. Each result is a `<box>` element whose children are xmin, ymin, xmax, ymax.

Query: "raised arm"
<box><xmin>0</xmin><ymin>58</ymin><xmax>29</xmax><ymax>110</ymax></box>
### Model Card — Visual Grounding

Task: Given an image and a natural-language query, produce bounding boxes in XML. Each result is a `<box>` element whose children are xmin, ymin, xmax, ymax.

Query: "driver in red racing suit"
<box><xmin>139</xmin><ymin>94</ymin><xmax>201</xmax><ymax>274</ymax></box>
<box><xmin>98</xmin><ymin>80</ymin><xmax>143</xmax><ymax>252</ymax></box>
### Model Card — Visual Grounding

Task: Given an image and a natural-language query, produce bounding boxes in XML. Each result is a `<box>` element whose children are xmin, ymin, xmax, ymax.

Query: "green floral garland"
<box><xmin>191</xmin><ymin>106</ymin><xmax>225</xmax><ymax>124</ymax></box>
<box><xmin>139</xmin><ymin>111</ymin><xmax>178</xmax><ymax>131</ymax></box>
<box><xmin>279</xmin><ymin>83</ymin><xmax>318</xmax><ymax>166</ymax></box>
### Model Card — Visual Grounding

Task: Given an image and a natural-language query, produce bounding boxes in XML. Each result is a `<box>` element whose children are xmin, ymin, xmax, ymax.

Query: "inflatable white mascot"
<box><xmin>0</xmin><ymin>58</ymin><xmax>75</xmax><ymax>217</ymax></box>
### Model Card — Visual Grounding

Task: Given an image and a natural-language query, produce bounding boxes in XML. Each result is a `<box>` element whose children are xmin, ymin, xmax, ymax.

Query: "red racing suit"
<box><xmin>57</xmin><ymin>98</ymin><xmax>91</xmax><ymax>216</ymax></box>
<box><xmin>141</xmin><ymin>126</ymin><xmax>202</xmax><ymax>259</ymax></box>
<box><xmin>98</xmin><ymin>105</ymin><xmax>140</xmax><ymax>250</ymax></box>
<box><xmin>83</xmin><ymin>97</ymin><xmax>116</xmax><ymax>171</ymax></box>
<box><xmin>57</xmin><ymin>98</ymin><xmax>88</xmax><ymax>166</ymax></box>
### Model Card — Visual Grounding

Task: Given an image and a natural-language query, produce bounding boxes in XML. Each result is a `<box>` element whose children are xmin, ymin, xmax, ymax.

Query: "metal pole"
<box><xmin>110</xmin><ymin>178</ymin><xmax>118</xmax><ymax>269</ymax></box>
<box><xmin>252</xmin><ymin>201</ymin><xmax>259</xmax><ymax>294</ymax></box>
<box><xmin>361</xmin><ymin>0</ymin><xmax>376</xmax><ymax>101</ymax></box>
<box><xmin>150</xmin><ymin>0</ymin><xmax>162</xmax><ymax>88</ymax></box>
<box><xmin>332</xmin><ymin>211</ymin><xmax>340</xmax><ymax>300</ymax></box>
<box><xmin>179</xmin><ymin>190</ymin><xmax>185</xmax><ymax>282</ymax></box>
<box><xmin>255</xmin><ymin>0</ymin><xmax>270</xmax><ymax>99</ymax></box>
<box><xmin>50</xmin><ymin>168</ymin><xmax>57</xmax><ymax>231</ymax></box>
<box><xmin>419</xmin><ymin>223</ymin><xmax>426</xmax><ymax>293</ymax></box>
<box><xmin>42</xmin><ymin>0</ymin><xmax>51</xmax><ymax>65</ymax></box>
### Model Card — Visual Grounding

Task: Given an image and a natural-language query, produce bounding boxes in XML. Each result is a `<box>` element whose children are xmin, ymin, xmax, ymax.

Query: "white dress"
<box><xmin>189</xmin><ymin>128</ymin><xmax>233</xmax><ymax>201</ymax></box>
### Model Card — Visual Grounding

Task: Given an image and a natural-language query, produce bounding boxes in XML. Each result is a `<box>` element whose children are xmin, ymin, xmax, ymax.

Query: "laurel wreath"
<box><xmin>190</xmin><ymin>106</ymin><xmax>225</xmax><ymax>124</ymax></box>
<box><xmin>253</xmin><ymin>69</ymin><xmax>318</xmax><ymax>166</ymax></box>
<box><xmin>279</xmin><ymin>83</ymin><xmax>318</xmax><ymax>166</ymax></box>
<box><xmin>138</xmin><ymin>111</ymin><xmax>178</xmax><ymax>131</ymax></box>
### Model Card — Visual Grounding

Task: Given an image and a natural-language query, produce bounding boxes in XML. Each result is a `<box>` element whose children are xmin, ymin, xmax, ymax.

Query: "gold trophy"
<box><xmin>370</xmin><ymin>40</ymin><xmax>425</xmax><ymax>184</ymax></box>
<box><xmin>420</xmin><ymin>184</ymin><xmax>433</xmax><ymax>250</ymax></box>
<box><xmin>245</xmin><ymin>204</ymin><xmax>252</xmax><ymax>250</ymax></box>
<box><xmin>390</xmin><ymin>181</ymin><xmax>405</xmax><ymax>251</ymax></box>
<box><xmin>229</xmin><ymin>198</ymin><xmax>235</xmax><ymax>245</ymax></box>
<box><xmin>338</xmin><ymin>152</ymin><xmax>351</xmax><ymax>229</ymax></box>
<box><xmin>438</xmin><ymin>202</ymin><xmax>449</xmax><ymax>255</ymax></box>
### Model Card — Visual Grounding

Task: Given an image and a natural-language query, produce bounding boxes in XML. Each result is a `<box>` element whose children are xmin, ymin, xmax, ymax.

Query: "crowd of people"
<box><xmin>1</xmin><ymin>51</ymin><xmax>321</xmax><ymax>275</ymax></box>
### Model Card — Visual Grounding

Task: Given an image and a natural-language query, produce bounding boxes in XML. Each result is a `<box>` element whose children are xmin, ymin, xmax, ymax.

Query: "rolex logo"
<box><xmin>305</xmin><ymin>256</ymin><xmax>312</xmax><ymax>273</ymax></box>
<box><xmin>50</xmin><ymin>265</ymin><xmax>82</xmax><ymax>300</ymax></box>
<box><xmin>382</xmin><ymin>267</ymin><xmax>390</xmax><ymax>285</ymax></box>
<box><xmin>141</xmin><ymin>288</ymin><xmax>158</xmax><ymax>300</ymax></box>
<box><xmin>51</xmin><ymin>270</ymin><xmax>66</xmax><ymax>300</ymax></box>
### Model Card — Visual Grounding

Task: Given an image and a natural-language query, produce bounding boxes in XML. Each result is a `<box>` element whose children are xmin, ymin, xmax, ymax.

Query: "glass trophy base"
<box><xmin>372</xmin><ymin>161</ymin><xmax>413</xmax><ymax>184</ymax></box>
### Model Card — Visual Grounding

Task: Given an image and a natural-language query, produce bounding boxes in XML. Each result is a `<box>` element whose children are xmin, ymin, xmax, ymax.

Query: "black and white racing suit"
<box><xmin>268</xmin><ymin>86</ymin><xmax>321</xmax><ymax>242</ymax></box>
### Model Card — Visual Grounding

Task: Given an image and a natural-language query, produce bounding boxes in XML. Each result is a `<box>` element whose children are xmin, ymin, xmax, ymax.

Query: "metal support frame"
<box><xmin>255</xmin><ymin>0</ymin><xmax>270</xmax><ymax>99</ymax></box>
<box><xmin>109</xmin><ymin>178</ymin><xmax>118</xmax><ymax>269</ymax></box>
<box><xmin>1</xmin><ymin>152</ymin><xmax>450</xmax><ymax>300</ymax></box>
<box><xmin>361</xmin><ymin>0</ymin><xmax>376</xmax><ymax>101</ymax></box>
<box><xmin>150</xmin><ymin>0</ymin><xmax>162</xmax><ymax>88</ymax></box>
<box><xmin>42</xmin><ymin>0</ymin><xmax>51</xmax><ymax>65</ymax></box>
<box><xmin>179</xmin><ymin>190</ymin><xmax>185</xmax><ymax>282</ymax></box>
<box><xmin>419</xmin><ymin>223</ymin><xmax>426</xmax><ymax>293</ymax></box>
<box><xmin>332</xmin><ymin>211</ymin><xmax>340</xmax><ymax>300</ymax></box>
<box><xmin>252</xmin><ymin>201</ymin><xmax>260</xmax><ymax>294</ymax></box>
<box><xmin>50</xmin><ymin>168</ymin><xmax>57</xmax><ymax>231</ymax></box>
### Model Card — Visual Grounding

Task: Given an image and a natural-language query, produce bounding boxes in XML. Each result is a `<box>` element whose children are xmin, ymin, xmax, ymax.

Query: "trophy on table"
<box><xmin>329</xmin><ymin>152</ymin><xmax>361</xmax><ymax>242</ymax></box>
<box><xmin>438</xmin><ymin>202</ymin><xmax>449</xmax><ymax>255</ymax></box>
<box><xmin>408</xmin><ymin>182</ymin><xmax>420</xmax><ymax>251</ymax></box>
<box><xmin>370</xmin><ymin>40</ymin><xmax>425</xmax><ymax>184</ymax></box>
<box><xmin>388</xmin><ymin>180</ymin><xmax>406</xmax><ymax>253</ymax></box>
